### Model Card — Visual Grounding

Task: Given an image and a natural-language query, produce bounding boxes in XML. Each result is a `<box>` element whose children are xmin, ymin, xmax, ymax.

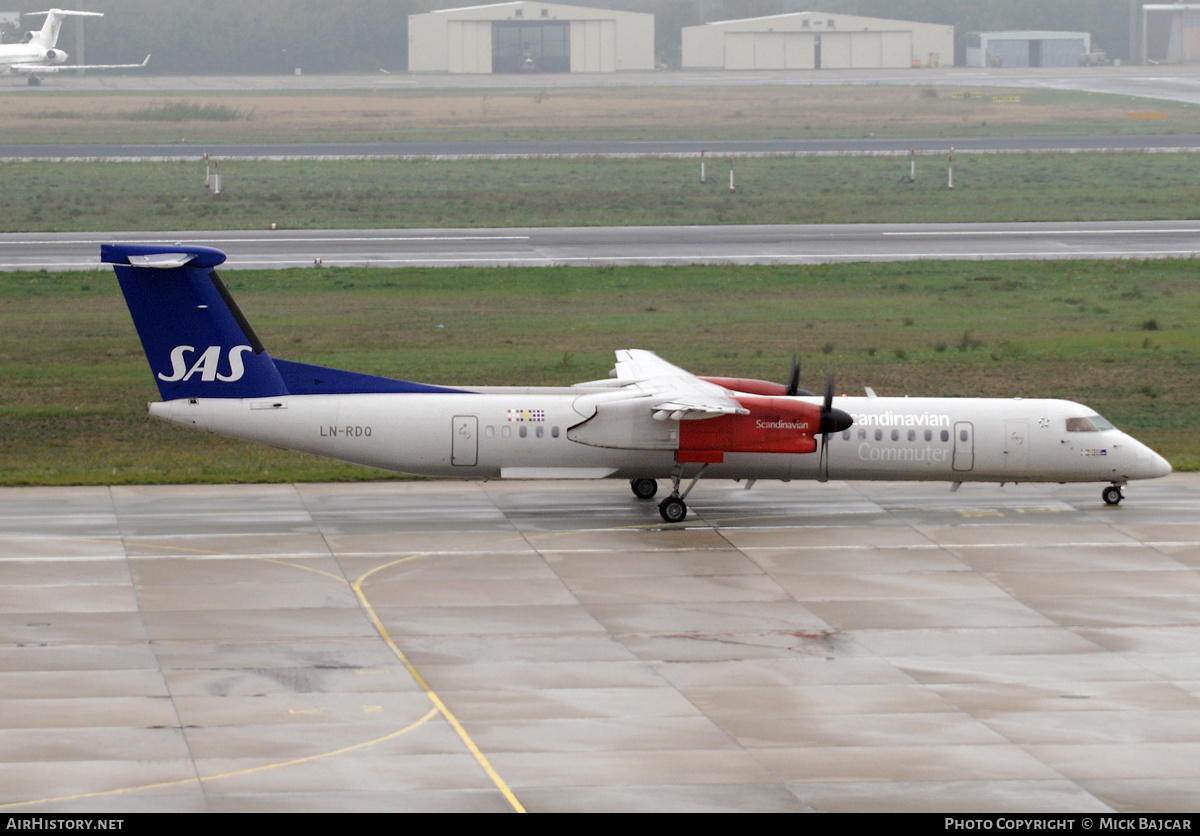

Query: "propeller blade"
<box><xmin>786</xmin><ymin>350</ymin><xmax>801</xmax><ymax>396</ymax></box>
<box><xmin>818</xmin><ymin>369</ymin><xmax>853</xmax><ymax>436</ymax></box>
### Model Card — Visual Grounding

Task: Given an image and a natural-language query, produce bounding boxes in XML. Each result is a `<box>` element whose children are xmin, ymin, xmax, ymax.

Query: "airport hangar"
<box><xmin>681</xmin><ymin>11</ymin><xmax>953</xmax><ymax>71</ymax></box>
<box><xmin>407</xmin><ymin>1</ymin><xmax>654</xmax><ymax>74</ymax></box>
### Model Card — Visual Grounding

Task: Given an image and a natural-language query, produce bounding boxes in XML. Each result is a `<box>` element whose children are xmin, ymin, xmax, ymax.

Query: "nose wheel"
<box><xmin>1102</xmin><ymin>484</ymin><xmax>1124</xmax><ymax>506</ymax></box>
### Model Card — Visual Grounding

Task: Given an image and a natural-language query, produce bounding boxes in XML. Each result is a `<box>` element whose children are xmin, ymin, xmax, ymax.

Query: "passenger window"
<box><xmin>858</xmin><ymin>429</ymin><xmax>866</xmax><ymax>440</ymax></box>
<box><xmin>552</xmin><ymin>426</ymin><xmax>560</xmax><ymax>438</ymax></box>
<box><xmin>875</xmin><ymin>429</ymin><xmax>883</xmax><ymax>441</ymax></box>
<box><xmin>960</xmin><ymin>429</ymin><xmax>969</xmax><ymax>442</ymax></box>
<box><xmin>924</xmin><ymin>429</ymin><xmax>932</xmax><ymax>442</ymax></box>
<box><xmin>502</xmin><ymin>426</ymin><xmax>511</xmax><ymax>438</ymax></box>
<box><xmin>842</xmin><ymin>430</ymin><xmax>850</xmax><ymax>440</ymax></box>
<box><xmin>907</xmin><ymin>430</ymin><xmax>916</xmax><ymax>442</ymax></box>
<box><xmin>536</xmin><ymin>426</ymin><xmax>544</xmax><ymax>438</ymax></box>
<box><xmin>891</xmin><ymin>429</ymin><xmax>900</xmax><ymax>441</ymax></box>
<box><xmin>519</xmin><ymin>425</ymin><xmax>527</xmax><ymax>438</ymax></box>
<box><xmin>941</xmin><ymin>430</ymin><xmax>949</xmax><ymax>442</ymax></box>
<box><xmin>485</xmin><ymin>426</ymin><xmax>494</xmax><ymax>438</ymax></box>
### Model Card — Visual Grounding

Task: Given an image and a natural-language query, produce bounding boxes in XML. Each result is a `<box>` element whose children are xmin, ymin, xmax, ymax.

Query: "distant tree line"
<box><xmin>55</xmin><ymin>0</ymin><xmax>1135</xmax><ymax>73</ymax></box>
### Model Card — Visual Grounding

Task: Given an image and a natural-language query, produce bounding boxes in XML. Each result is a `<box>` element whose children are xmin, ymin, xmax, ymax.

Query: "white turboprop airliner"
<box><xmin>1</xmin><ymin>9</ymin><xmax>147</xmax><ymax>85</ymax></box>
<box><xmin>103</xmin><ymin>244</ymin><xmax>1172</xmax><ymax>522</ymax></box>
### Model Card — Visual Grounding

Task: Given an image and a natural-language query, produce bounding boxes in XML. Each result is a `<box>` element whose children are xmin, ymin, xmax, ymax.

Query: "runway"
<box><xmin>1</xmin><ymin>476</ymin><xmax>1198</xmax><ymax>812</ymax></box>
<box><xmin>6</xmin><ymin>134</ymin><xmax>1200</xmax><ymax>162</ymax></box>
<box><xmin>6</xmin><ymin>221</ymin><xmax>1200</xmax><ymax>271</ymax></box>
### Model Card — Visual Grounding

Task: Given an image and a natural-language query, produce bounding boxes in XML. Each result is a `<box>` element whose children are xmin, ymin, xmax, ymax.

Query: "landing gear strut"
<box><xmin>657</xmin><ymin>463</ymin><xmax>709</xmax><ymax>523</ymax></box>
<box><xmin>630</xmin><ymin>478</ymin><xmax>658</xmax><ymax>500</ymax></box>
<box><xmin>1102</xmin><ymin>484</ymin><xmax>1124</xmax><ymax>506</ymax></box>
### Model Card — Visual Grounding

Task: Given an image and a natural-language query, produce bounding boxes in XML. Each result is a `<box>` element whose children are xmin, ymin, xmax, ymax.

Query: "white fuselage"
<box><xmin>0</xmin><ymin>43</ymin><xmax>68</xmax><ymax>71</ymax></box>
<box><xmin>148</xmin><ymin>391</ymin><xmax>1172</xmax><ymax>486</ymax></box>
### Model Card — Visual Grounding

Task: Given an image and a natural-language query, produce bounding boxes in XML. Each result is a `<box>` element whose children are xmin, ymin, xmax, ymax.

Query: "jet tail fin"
<box><xmin>25</xmin><ymin>9</ymin><xmax>102</xmax><ymax>49</ymax></box>
<box><xmin>103</xmin><ymin>244</ymin><xmax>289</xmax><ymax>400</ymax></box>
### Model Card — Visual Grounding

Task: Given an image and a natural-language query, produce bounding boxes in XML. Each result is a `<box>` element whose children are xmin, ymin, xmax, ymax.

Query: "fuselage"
<box><xmin>0</xmin><ymin>44</ymin><xmax>69</xmax><ymax>72</ymax></box>
<box><xmin>149</xmin><ymin>391</ymin><xmax>1172</xmax><ymax>486</ymax></box>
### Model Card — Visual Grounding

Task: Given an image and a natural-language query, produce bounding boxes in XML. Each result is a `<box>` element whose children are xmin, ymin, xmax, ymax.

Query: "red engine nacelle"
<box><xmin>698</xmin><ymin>376</ymin><xmax>789</xmax><ymax>396</ymax></box>
<box><xmin>677</xmin><ymin>395</ymin><xmax>822</xmax><ymax>463</ymax></box>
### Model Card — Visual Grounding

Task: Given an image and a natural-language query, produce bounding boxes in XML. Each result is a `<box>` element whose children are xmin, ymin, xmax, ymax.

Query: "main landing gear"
<box><xmin>1102</xmin><ymin>483</ymin><xmax>1125</xmax><ymax>506</ymax></box>
<box><xmin>631</xmin><ymin>464</ymin><xmax>711</xmax><ymax>523</ymax></box>
<box><xmin>629</xmin><ymin>478</ymin><xmax>658</xmax><ymax>500</ymax></box>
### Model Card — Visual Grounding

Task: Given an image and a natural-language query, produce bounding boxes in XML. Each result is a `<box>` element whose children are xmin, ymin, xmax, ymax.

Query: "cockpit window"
<box><xmin>1066</xmin><ymin>415</ymin><xmax>1114</xmax><ymax>433</ymax></box>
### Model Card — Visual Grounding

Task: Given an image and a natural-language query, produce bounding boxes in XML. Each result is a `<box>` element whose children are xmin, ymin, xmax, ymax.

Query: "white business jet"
<box><xmin>102</xmin><ymin>244</ymin><xmax>1172</xmax><ymax>522</ymax></box>
<box><xmin>1</xmin><ymin>9</ymin><xmax>148</xmax><ymax>85</ymax></box>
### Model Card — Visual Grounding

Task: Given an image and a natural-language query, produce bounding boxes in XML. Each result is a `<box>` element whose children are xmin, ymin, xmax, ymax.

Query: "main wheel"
<box><xmin>1102</xmin><ymin>485</ymin><xmax>1123</xmax><ymax>506</ymax></box>
<box><xmin>630</xmin><ymin>478</ymin><xmax>658</xmax><ymax>500</ymax></box>
<box><xmin>658</xmin><ymin>496</ymin><xmax>687</xmax><ymax>523</ymax></box>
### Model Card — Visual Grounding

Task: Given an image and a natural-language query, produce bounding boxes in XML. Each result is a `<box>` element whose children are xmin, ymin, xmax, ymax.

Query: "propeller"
<box><xmin>785</xmin><ymin>350</ymin><xmax>814</xmax><ymax>397</ymax></box>
<box><xmin>817</xmin><ymin>369</ymin><xmax>853</xmax><ymax>481</ymax></box>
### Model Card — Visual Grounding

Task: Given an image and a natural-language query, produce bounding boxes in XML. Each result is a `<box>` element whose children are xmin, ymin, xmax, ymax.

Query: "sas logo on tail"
<box><xmin>159</xmin><ymin>345</ymin><xmax>253</xmax><ymax>383</ymax></box>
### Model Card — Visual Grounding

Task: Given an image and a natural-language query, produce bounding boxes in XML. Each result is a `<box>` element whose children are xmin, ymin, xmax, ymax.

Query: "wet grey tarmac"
<box><xmin>1</xmin><ymin>476</ymin><xmax>1198</xmax><ymax>812</ymax></box>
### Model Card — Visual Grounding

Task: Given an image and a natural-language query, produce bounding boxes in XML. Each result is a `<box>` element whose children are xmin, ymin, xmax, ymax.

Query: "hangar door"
<box><xmin>724</xmin><ymin>32</ymin><xmax>815</xmax><ymax>69</ymax></box>
<box><xmin>447</xmin><ymin>21</ymin><xmax>491</xmax><ymax>74</ymax></box>
<box><xmin>492</xmin><ymin>21</ymin><xmax>570</xmax><ymax>73</ymax></box>
<box><xmin>570</xmin><ymin>19</ymin><xmax>616</xmax><ymax>72</ymax></box>
<box><xmin>724</xmin><ymin>30</ymin><xmax>910</xmax><ymax>69</ymax></box>
<box><xmin>819</xmin><ymin>31</ymin><xmax>912</xmax><ymax>68</ymax></box>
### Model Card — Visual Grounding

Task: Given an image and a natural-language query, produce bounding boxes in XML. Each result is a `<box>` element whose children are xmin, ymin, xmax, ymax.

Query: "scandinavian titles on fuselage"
<box><xmin>850</xmin><ymin>410</ymin><xmax>950</xmax><ymax>427</ymax></box>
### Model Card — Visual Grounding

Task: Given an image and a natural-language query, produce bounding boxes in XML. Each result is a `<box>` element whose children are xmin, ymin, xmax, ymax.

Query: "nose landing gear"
<box><xmin>1102</xmin><ymin>483</ymin><xmax>1125</xmax><ymax>506</ymax></box>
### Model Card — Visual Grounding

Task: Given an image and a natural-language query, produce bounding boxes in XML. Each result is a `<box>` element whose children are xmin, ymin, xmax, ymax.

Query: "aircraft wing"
<box><xmin>612</xmin><ymin>349</ymin><xmax>749</xmax><ymax>421</ymax></box>
<box><xmin>12</xmin><ymin>55</ymin><xmax>150</xmax><ymax>72</ymax></box>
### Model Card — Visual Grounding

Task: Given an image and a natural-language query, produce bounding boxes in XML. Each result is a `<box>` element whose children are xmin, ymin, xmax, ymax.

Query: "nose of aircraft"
<box><xmin>1131</xmin><ymin>437</ymin><xmax>1173</xmax><ymax>480</ymax></box>
<box><xmin>1148</xmin><ymin>449</ymin><xmax>1173</xmax><ymax>479</ymax></box>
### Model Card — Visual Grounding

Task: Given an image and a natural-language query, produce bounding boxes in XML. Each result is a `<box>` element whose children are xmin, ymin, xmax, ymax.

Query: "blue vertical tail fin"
<box><xmin>103</xmin><ymin>244</ymin><xmax>289</xmax><ymax>400</ymax></box>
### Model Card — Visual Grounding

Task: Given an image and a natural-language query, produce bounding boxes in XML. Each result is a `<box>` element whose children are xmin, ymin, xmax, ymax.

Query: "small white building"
<box><xmin>966</xmin><ymin>31</ymin><xmax>1092</xmax><ymax>68</ymax></box>
<box><xmin>682</xmin><ymin>11</ymin><xmax>953</xmax><ymax>70</ymax></box>
<box><xmin>408</xmin><ymin>2</ymin><xmax>655</xmax><ymax>74</ymax></box>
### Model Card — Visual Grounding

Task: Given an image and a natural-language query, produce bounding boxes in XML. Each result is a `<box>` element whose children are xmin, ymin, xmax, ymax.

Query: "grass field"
<box><xmin>4</xmin><ymin>85</ymin><xmax>1199</xmax><ymax>144</ymax></box>
<box><xmin>2</xmin><ymin>258</ymin><xmax>1196</xmax><ymax>485</ymax></box>
<box><xmin>7</xmin><ymin>152</ymin><xmax>1200</xmax><ymax>232</ymax></box>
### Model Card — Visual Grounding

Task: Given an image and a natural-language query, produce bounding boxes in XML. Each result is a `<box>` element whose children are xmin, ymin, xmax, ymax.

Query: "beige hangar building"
<box><xmin>408</xmin><ymin>2</ymin><xmax>655</xmax><ymax>74</ymax></box>
<box><xmin>682</xmin><ymin>11</ymin><xmax>954</xmax><ymax>70</ymax></box>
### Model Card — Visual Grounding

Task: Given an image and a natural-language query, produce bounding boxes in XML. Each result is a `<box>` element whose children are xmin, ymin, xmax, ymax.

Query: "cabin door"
<box><xmin>952</xmin><ymin>421</ymin><xmax>974</xmax><ymax>471</ymax></box>
<box><xmin>451</xmin><ymin>416</ymin><xmax>478</xmax><ymax>466</ymax></box>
